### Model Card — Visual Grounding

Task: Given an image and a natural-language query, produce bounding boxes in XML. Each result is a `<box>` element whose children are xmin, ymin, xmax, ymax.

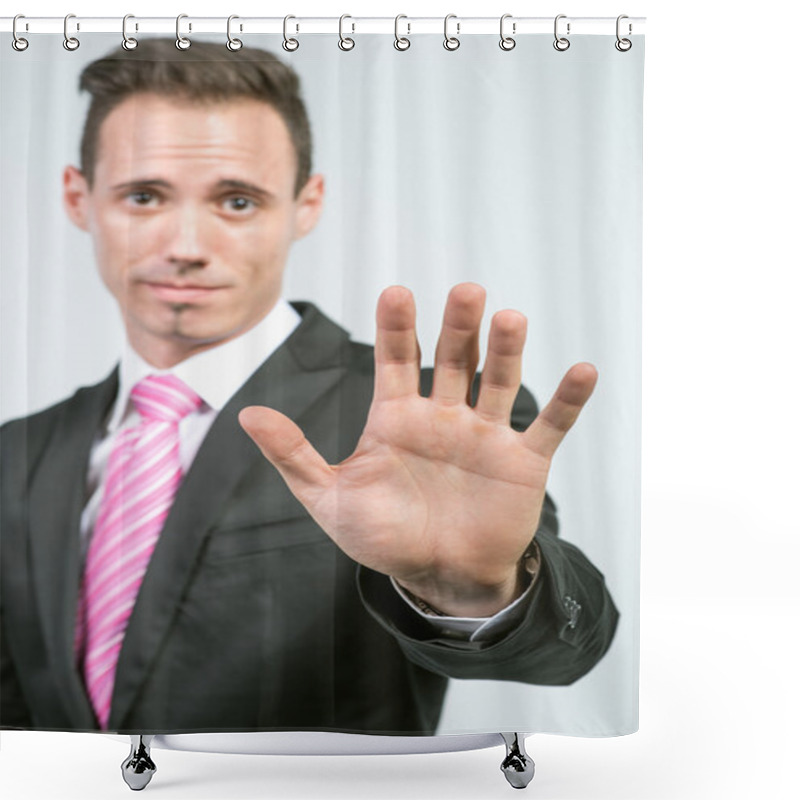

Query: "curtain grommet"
<box><xmin>175</xmin><ymin>14</ymin><xmax>191</xmax><ymax>50</ymax></box>
<box><xmin>12</xmin><ymin>14</ymin><xmax>29</xmax><ymax>51</ymax></box>
<box><xmin>283</xmin><ymin>15</ymin><xmax>299</xmax><ymax>52</ymax></box>
<box><xmin>499</xmin><ymin>14</ymin><xmax>516</xmax><ymax>51</ymax></box>
<box><xmin>338</xmin><ymin>14</ymin><xmax>355</xmax><ymax>51</ymax></box>
<box><xmin>394</xmin><ymin>15</ymin><xmax>411</xmax><ymax>51</ymax></box>
<box><xmin>63</xmin><ymin>13</ymin><xmax>80</xmax><ymax>51</ymax></box>
<box><xmin>443</xmin><ymin>14</ymin><xmax>460</xmax><ymax>51</ymax></box>
<box><xmin>121</xmin><ymin>14</ymin><xmax>138</xmax><ymax>51</ymax></box>
<box><xmin>226</xmin><ymin>15</ymin><xmax>243</xmax><ymax>51</ymax></box>
<box><xmin>553</xmin><ymin>14</ymin><xmax>570</xmax><ymax>52</ymax></box>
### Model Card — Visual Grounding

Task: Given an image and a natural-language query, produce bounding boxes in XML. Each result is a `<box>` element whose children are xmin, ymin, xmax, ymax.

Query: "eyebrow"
<box><xmin>215</xmin><ymin>179</ymin><xmax>276</xmax><ymax>202</ymax></box>
<box><xmin>110</xmin><ymin>178</ymin><xmax>276</xmax><ymax>201</ymax></box>
<box><xmin>111</xmin><ymin>178</ymin><xmax>172</xmax><ymax>193</ymax></box>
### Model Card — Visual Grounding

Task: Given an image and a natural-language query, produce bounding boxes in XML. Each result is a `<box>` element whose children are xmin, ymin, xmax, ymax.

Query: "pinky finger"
<box><xmin>522</xmin><ymin>363</ymin><xmax>598</xmax><ymax>459</ymax></box>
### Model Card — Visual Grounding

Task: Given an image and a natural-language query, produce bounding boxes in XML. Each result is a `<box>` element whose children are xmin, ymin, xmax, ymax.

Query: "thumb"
<box><xmin>238</xmin><ymin>406</ymin><xmax>334</xmax><ymax>504</ymax></box>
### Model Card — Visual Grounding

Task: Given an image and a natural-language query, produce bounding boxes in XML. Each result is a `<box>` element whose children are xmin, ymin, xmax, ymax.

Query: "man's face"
<box><xmin>63</xmin><ymin>94</ymin><xmax>324</xmax><ymax>367</ymax></box>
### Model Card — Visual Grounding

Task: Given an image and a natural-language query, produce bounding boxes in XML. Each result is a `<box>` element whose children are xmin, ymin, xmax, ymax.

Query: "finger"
<box><xmin>374</xmin><ymin>286</ymin><xmax>421</xmax><ymax>401</ymax></box>
<box><xmin>239</xmin><ymin>406</ymin><xmax>334</xmax><ymax>507</ymax></box>
<box><xmin>522</xmin><ymin>363</ymin><xmax>598</xmax><ymax>459</ymax></box>
<box><xmin>430</xmin><ymin>283</ymin><xmax>486</xmax><ymax>405</ymax></box>
<box><xmin>473</xmin><ymin>310</ymin><xmax>527</xmax><ymax>423</ymax></box>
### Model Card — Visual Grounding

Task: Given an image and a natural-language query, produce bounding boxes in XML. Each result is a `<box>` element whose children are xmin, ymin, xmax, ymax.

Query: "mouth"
<box><xmin>143</xmin><ymin>282</ymin><xmax>226</xmax><ymax>304</ymax></box>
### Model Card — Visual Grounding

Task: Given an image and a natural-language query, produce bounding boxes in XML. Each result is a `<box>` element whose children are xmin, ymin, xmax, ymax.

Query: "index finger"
<box><xmin>374</xmin><ymin>286</ymin><xmax>421</xmax><ymax>401</ymax></box>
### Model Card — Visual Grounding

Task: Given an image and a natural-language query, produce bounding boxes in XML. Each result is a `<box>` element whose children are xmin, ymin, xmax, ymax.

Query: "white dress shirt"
<box><xmin>79</xmin><ymin>299</ymin><xmax>534</xmax><ymax>642</ymax></box>
<box><xmin>80</xmin><ymin>299</ymin><xmax>302</xmax><ymax>547</ymax></box>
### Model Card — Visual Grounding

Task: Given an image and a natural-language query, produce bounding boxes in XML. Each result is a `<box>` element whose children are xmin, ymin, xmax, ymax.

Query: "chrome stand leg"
<box><xmin>121</xmin><ymin>735</ymin><xmax>157</xmax><ymax>791</ymax></box>
<box><xmin>500</xmin><ymin>732</ymin><xmax>535</xmax><ymax>790</ymax></box>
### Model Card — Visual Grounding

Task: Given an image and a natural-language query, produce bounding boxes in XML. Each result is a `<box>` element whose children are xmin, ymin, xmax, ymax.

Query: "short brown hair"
<box><xmin>78</xmin><ymin>38</ymin><xmax>312</xmax><ymax>196</ymax></box>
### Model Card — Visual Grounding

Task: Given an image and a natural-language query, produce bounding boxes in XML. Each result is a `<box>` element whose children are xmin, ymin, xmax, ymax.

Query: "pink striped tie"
<box><xmin>75</xmin><ymin>374</ymin><xmax>202</xmax><ymax>729</ymax></box>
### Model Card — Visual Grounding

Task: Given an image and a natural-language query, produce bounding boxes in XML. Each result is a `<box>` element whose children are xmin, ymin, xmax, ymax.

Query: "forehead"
<box><xmin>94</xmin><ymin>94</ymin><xmax>296</xmax><ymax>185</ymax></box>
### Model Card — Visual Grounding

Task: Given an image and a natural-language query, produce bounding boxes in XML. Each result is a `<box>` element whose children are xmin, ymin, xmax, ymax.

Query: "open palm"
<box><xmin>240</xmin><ymin>284</ymin><xmax>597</xmax><ymax>616</ymax></box>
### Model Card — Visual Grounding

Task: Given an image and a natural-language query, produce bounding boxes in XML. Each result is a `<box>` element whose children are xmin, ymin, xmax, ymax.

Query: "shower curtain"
<box><xmin>0</xmin><ymin>22</ymin><xmax>643</xmax><ymax>749</ymax></box>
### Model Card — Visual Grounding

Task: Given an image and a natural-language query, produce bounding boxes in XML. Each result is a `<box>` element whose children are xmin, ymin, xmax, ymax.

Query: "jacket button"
<box><xmin>563</xmin><ymin>595</ymin><xmax>582</xmax><ymax>629</ymax></box>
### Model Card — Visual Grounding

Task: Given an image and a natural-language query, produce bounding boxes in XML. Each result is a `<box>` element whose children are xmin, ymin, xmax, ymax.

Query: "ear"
<box><xmin>63</xmin><ymin>165</ymin><xmax>91</xmax><ymax>232</ymax></box>
<box><xmin>292</xmin><ymin>174</ymin><xmax>325</xmax><ymax>241</ymax></box>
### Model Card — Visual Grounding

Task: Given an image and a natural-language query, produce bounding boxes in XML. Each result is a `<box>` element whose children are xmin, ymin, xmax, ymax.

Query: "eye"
<box><xmin>222</xmin><ymin>195</ymin><xmax>256</xmax><ymax>213</ymax></box>
<box><xmin>126</xmin><ymin>190</ymin><xmax>158</xmax><ymax>206</ymax></box>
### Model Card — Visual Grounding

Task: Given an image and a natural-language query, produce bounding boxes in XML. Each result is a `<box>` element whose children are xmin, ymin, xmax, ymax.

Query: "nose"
<box><xmin>164</xmin><ymin>205</ymin><xmax>209</xmax><ymax>271</ymax></box>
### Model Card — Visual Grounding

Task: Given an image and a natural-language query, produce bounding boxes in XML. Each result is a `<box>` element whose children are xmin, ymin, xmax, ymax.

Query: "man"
<box><xmin>0</xmin><ymin>39</ymin><xmax>617</xmax><ymax>735</ymax></box>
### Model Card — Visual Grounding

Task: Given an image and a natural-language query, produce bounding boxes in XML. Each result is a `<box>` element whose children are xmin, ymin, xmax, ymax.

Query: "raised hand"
<box><xmin>239</xmin><ymin>284</ymin><xmax>597</xmax><ymax>617</ymax></box>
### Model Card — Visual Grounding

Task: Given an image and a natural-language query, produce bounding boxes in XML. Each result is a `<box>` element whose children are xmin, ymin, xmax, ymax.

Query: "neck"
<box><xmin>127</xmin><ymin>335</ymin><xmax>221</xmax><ymax>370</ymax></box>
<box><xmin>125</xmin><ymin>310</ymin><xmax>277</xmax><ymax>369</ymax></box>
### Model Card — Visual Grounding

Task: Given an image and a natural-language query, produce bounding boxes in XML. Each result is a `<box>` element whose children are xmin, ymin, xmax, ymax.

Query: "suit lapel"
<box><xmin>27</xmin><ymin>370</ymin><xmax>119</xmax><ymax>729</ymax></box>
<box><xmin>109</xmin><ymin>303</ymin><xmax>352</xmax><ymax>729</ymax></box>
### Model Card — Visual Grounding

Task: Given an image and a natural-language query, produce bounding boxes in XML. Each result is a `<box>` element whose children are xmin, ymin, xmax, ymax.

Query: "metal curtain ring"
<box><xmin>499</xmin><ymin>13</ymin><xmax>516</xmax><ymax>51</ymax></box>
<box><xmin>338</xmin><ymin>14</ymin><xmax>355</xmax><ymax>51</ymax></box>
<box><xmin>553</xmin><ymin>14</ymin><xmax>570</xmax><ymax>51</ymax></box>
<box><xmin>122</xmin><ymin>14</ymin><xmax>138</xmax><ymax>50</ymax></box>
<box><xmin>394</xmin><ymin>14</ymin><xmax>410</xmax><ymax>51</ymax></box>
<box><xmin>175</xmin><ymin>14</ymin><xmax>191</xmax><ymax>50</ymax></box>
<box><xmin>283</xmin><ymin>15</ymin><xmax>299</xmax><ymax>52</ymax></box>
<box><xmin>12</xmin><ymin>14</ymin><xmax>29</xmax><ymax>51</ymax></box>
<box><xmin>63</xmin><ymin>13</ymin><xmax>80</xmax><ymax>51</ymax></box>
<box><xmin>443</xmin><ymin>14</ymin><xmax>460</xmax><ymax>51</ymax></box>
<box><xmin>615</xmin><ymin>14</ymin><xmax>632</xmax><ymax>51</ymax></box>
<box><xmin>227</xmin><ymin>15</ymin><xmax>243</xmax><ymax>51</ymax></box>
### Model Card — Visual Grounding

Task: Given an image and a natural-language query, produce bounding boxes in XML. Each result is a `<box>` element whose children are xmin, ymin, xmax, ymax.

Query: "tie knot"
<box><xmin>131</xmin><ymin>374</ymin><xmax>203</xmax><ymax>422</ymax></box>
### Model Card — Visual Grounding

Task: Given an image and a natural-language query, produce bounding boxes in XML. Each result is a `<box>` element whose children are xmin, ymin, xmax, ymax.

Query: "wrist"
<box><xmin>396</xmin><ymin>543</ymin><xmax>541</xmax><ymax>617</ymax></box>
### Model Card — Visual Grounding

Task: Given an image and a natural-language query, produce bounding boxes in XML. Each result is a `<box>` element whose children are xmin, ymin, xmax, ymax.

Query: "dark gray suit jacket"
<box><xmin>1</xmin><ymin>302</ymin><xmax>618</xmax><ymax>734</ymax></box>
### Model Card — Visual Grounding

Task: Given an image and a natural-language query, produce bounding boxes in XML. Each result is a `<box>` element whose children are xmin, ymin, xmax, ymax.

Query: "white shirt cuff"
<box><xmin>389</xmin><ymin>576</ymin><xmax>536</xmax><ymax>643</ymax></box>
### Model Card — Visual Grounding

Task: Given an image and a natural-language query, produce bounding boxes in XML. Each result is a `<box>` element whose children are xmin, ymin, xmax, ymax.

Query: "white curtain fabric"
<box><xmin>1</xmin><ymin>32</ymin><xmax>643</xmax><ymax>736</ymax></box>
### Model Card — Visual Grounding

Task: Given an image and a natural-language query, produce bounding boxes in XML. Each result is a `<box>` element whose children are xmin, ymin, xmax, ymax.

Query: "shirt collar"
<box><xmin>106</xmin><ymin>299</ymin><xmax>301</xmax><ymax>432</ymax></box>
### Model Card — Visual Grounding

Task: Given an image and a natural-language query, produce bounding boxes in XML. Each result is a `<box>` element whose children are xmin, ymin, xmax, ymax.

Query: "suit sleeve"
<box><xmin>357</xmin><ymin>382</ymin><xmax>619</xmax><ymax>686</ymax></box>
<box><xmin>1</xmin><ymin>602</ymin><xmax>33</xmax><ymax>727</ymax></box>
<box><xmin>1</xmin><ymin>420</ymin><xmax>34</xmax><ymax>728</ymax></box>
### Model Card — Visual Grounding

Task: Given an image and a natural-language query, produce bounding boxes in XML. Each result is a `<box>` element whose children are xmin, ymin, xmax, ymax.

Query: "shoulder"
<box><xmin>287</xmin><ymin>301</ymin><xmax>375</xmax><ymax>378</ymax></box>
<box><xmin>1</xmin><ymin>394</ymin><xmax>74</xmax><ymax>448</ymax></box>
<box><xmin>0</xmin><ymin>371</ymin><xmax>117</xmax><ymax>469</ymax></box>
